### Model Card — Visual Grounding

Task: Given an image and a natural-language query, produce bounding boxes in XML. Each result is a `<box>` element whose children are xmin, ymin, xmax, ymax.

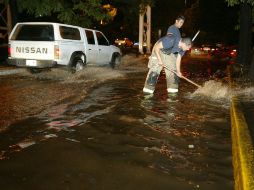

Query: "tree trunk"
<box><xmin>250</xmin><ymin>50</ymin><xmax>254</xmax><ymax>81</ymax></box>
<box><xmin>9</xmin><ymin>0</ymin><xmax>18</xmax><ymax>27</ymax></box>
<box><xmin>237</xmin><ymin>2</ymin><xmax>252</xmax><ymax>69</ymax></box>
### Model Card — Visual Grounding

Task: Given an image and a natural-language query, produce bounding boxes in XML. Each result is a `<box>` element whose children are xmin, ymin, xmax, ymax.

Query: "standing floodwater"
<box><xmin>0</xmin><ymin>63</ymin><xmax>234</xmax><ymax>190</ymax></box>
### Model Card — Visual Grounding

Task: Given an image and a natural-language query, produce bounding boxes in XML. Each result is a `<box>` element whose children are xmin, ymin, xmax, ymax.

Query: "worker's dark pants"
<box><xmin>143</xmin><ymin>51</ymin><xmax>179</xmax><ymax>94</ymax></box>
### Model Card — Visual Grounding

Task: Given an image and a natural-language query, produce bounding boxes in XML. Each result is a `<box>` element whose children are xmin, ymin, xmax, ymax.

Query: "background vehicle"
<box><xmin>115</xmin><ymin>38</ymin><xmax>133</xmax><ymax>47</ymax></box>
<box><xmin>209</xmin><ymin>45</ymin><xmax>237</xmax><ymax>61</ymax></box>
<box><xmin>8</xmin><ymin>22</ymin><xmax>121</xmax><ymax>73</ymax></box>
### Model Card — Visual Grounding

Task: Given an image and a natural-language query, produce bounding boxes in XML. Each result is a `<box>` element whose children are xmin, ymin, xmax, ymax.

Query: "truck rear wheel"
<box><xmin>70</xmin><ymin>58</ymin><xmax>85</xmax><ymax>73</ymax></box>
<box><xmin>110</xmin><ymin>53</ymin><xmax>121</xmax><ymax>69</ymax></box>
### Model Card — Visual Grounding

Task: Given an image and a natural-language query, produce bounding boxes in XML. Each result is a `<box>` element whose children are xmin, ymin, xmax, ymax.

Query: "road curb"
<box><xmin>230</xmin><ymin>92</ymin><xmax>254</xmax><ymax>189</ymax></box>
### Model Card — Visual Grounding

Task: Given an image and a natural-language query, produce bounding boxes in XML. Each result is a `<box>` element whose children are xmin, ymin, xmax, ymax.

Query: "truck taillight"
<box><xmin>8</xmin><ymin>45</ymin><xmax>11</xmax><ymax>57</ymax></box>
<box><xmin>54</xmin><ymin>45</ymin><xmax>60</xmax><ymax>59</ymax></box>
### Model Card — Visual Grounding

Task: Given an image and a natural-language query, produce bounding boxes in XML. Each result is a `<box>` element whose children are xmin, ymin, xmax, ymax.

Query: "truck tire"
<box><xmin>70</xmin><ymin>58</ymin><xmax>85</xmax><ymax>73</ymax></box>
<box><xmin>110</xmin><ymin>53</ymin><xmax>121</xmax><ymax>69</ymax></box>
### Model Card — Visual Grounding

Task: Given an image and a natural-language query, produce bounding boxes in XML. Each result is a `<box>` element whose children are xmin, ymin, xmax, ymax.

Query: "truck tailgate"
<box><xmin>10</xmin><ymin>41</ymin><xmax>55</xmax><ymax>60</ymax></box>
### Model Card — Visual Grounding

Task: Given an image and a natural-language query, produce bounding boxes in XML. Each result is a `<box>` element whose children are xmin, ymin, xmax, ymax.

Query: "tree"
<box><xmin>100</xmin><ymin>0</ymin><xmax>154</xmax><ymax>42</ymax></box>
<box><xmin>225</xmin><ymin>0</ymin><xmax>254</xmax><ymax>80</ymax></box>
<box><xmin>15</xmin><ymin>0</ymin><xmax>112</xmax><ymax>27</ymax></box>
<box><xmin>198</xmin><ymin>0</ymin><xmax>238</xmax><ymax>44</ymax></box>
<box><xmin>8</xmin><ymin>0</ymin><xmax>154</xmax><ymax>41</ymax></box>
<box><xmin>182</xmin><ymin>0</ymin><xmax>201</xmax><ymax>40</ymax></box>
<box><xmin>152</xmin><ymin>0</ymin><xmax>185</xmax><ymax>37</ymax></box>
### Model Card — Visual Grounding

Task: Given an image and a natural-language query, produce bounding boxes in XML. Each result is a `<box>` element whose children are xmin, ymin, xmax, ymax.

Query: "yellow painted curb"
<box><xmin>231</xmin><ymin>97</ymin><xmax>254</xmax><ymax>190</ymax></box>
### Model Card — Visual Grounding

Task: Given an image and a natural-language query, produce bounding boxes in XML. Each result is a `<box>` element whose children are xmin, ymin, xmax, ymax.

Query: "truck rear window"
<box><xmin>11</xmin><ymin>24</ymin><xmax>54</xmax><ymax>41</ymax></box>
<box><xmin>59</xmin><ymin>26</ymin><xmax>81</xmax><ymax>40</ymax></box>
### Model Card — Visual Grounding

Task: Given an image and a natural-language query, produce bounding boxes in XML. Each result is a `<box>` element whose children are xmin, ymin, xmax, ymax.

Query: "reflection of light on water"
<box><xmin>41</xmin><ymin>104</ymin><xmax>82</xmax><ymax>131</ymax></box>
<box><xmin>0</xmin><ymin>139</ymin><xmax>37</xmax><ymax>160</ymax></box>
<box><xmin>44</xmin><ymin>103</ymin><xmax>115</xmax><ymax>132</ymax></box>
<box><xmin>47</xmin><ymin>119</ymin><xmax>82</xmax><ymax>132</ymax></box>
<box><xmin>47</xmin><ymin>104</ymin><xmax>68</xmax><ymax>118</ymax></box>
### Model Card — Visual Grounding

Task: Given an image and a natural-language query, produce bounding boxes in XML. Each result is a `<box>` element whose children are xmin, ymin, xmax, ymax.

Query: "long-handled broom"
<box><xmin>164</xmin><ymin>65</ymin><xmax>202</xmax><ymax>88</ymax></box>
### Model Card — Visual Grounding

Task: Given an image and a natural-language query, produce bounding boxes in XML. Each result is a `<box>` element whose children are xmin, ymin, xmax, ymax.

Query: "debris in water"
<box><xmin>44</xmin><ymin>134</ymin><xmax>58</xmax><ymax>139</ymax></box>
<box><xmin>17</xmin><ymin>140</ymin><xmax>36</xmax><ymax>149</ymax></box>
<box><xmin>65</xmin><ymin>138</ymin><xmax>80</xmax><ymax>143</ymax></box>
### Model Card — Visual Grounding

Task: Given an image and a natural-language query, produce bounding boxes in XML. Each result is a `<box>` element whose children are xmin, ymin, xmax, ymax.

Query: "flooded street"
<box><xmin>0</xmin><ymin>56</ymin><xmax>235</xmax><ymax>189</ymax></box>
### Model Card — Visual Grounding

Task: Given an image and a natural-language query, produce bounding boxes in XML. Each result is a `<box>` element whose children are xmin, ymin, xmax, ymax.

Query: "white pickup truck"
<box><xmin>8</xmin><ymin>22</ymin><xmax>121</xmax><ymax>72</ymax></box>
